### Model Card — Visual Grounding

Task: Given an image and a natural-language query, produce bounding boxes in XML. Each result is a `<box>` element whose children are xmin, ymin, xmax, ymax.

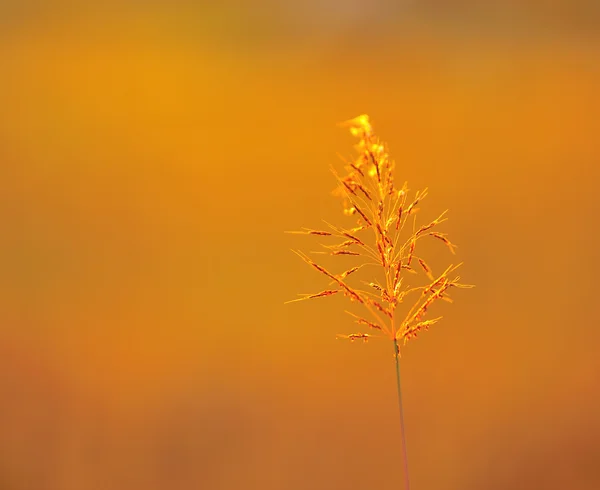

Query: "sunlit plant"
<box><xmin>286</xmin><ymin>115</ymin><xmax>473</xmax><ymax>490</ymax></box>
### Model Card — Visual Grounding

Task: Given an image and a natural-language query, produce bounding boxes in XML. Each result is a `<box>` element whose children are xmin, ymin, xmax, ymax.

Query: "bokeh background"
<box><xmin>1</xmin><ymin>2</ymin><xmax>599</xmax><ymax>489</ymax></box>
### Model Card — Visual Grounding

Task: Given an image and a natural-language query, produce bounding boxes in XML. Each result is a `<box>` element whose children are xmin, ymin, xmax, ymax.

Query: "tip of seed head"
<box><xmin>339</xmin><ymin>114</ymin><xmax>372</xmax><ymax>136</ymax></box>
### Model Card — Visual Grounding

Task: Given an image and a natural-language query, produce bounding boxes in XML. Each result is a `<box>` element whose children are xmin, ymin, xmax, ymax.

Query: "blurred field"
<box><xmin>0</xmin><ymin>3</ymin><xmax>599</xmax><ymax>490</ymax></box>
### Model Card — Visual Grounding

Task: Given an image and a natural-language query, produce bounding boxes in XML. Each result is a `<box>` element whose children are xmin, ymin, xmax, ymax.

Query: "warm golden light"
<box><xmin>0</xmin><ymin>4</ymin><xmax>598</xmax><ymax>490</ymax></box>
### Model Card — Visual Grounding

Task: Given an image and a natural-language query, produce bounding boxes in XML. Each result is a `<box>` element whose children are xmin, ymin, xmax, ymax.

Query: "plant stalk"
<box><xmin>393</xmin><ymin>338</ymin><xmax>411</xmax><ymax>490</ymax></box>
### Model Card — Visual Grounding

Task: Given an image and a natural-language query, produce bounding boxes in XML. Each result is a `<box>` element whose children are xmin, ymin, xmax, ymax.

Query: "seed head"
<box><xmin>287</xmin><ymin>115</ymin><xmax>473</xmax><ymax>351</ymax></box>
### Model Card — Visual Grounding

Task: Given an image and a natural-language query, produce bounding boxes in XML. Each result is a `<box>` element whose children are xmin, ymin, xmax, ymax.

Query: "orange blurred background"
<box><xmin>0</xmin><ymin>3</ymin><xmax>599</xmax><ymax>489</ymax></box>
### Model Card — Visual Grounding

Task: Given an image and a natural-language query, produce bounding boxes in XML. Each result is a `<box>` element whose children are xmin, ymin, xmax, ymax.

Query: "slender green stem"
<box><xmin>393</xmin><ymin>338</ymin><xmax>411</xmax><ymax>490</ymax></box>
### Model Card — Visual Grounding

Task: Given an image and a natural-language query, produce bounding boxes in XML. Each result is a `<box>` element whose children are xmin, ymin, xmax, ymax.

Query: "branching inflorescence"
<box><xmin>287</xmin><ymin>114</ymin><xmax>472</xmax><ymax>355</ymax></box>
<box><xmin>286</xmin><ymin>115</ymin><xmax>472</xmax><ymax>490</ymax></box>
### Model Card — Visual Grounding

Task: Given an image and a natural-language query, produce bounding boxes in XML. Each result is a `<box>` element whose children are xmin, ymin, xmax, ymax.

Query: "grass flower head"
<box><xmin>286</xmin><ymin>114</ymin><xmax>473</xmax><ymax>490</ymax></box>
<box><xmin>287</xmin><ymin>114</ymin><xmax>472</xmax><ymax>354</ymax></box>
